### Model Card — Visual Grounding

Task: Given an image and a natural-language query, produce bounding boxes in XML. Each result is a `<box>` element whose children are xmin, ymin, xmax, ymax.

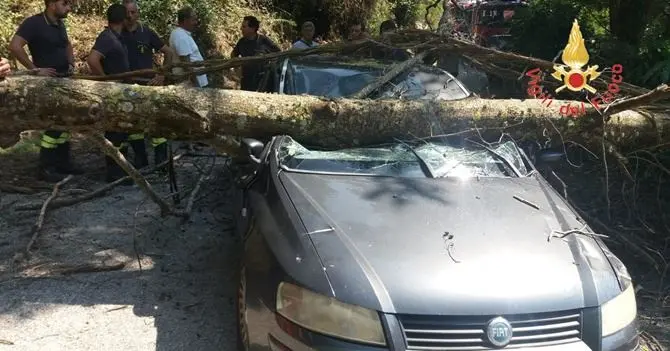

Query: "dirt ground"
<box><xmin>0</xmin><ymin>136</ymin><xmax>667</xmax><ymax>350</ymax></box>
<box><xmin>0</xmin><ymin>138</ymin><xmax>239</xmax><ymax>350</ymax></box>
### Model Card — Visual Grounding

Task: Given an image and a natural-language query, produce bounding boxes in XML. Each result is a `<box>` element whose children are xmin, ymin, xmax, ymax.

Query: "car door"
<box><xmin>277</xmin><ymin>58</ymin><xmax>296</xmax><ymax>95</ymax></box>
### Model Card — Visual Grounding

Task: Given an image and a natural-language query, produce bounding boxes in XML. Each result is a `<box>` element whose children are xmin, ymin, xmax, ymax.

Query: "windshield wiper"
<box><xmin>394</xmin><ymin>139</ymin><xmax>435</xmax><ymax>178</ymax></box>
<box><xmin>464</xmin><ymin>139</ymin><xmax>522</xmax><ymax>177</ymax></box>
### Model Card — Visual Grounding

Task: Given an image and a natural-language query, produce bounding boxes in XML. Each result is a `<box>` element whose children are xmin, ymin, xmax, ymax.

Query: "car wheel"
<box><xmin>237</xmin><ymin>264</ymin><xmax>250</xmax><ymax>351</ymax></box>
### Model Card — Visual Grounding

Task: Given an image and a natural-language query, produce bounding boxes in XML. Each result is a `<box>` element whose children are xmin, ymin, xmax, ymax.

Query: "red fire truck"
<box><xmin>452</xmin><ymin>0</ymin><xmax>528</xmax><ymax>49</ymax></box>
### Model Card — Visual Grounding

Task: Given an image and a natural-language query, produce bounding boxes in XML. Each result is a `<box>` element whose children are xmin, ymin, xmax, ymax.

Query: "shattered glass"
<box><xmin>277</xmin><ymin>137</ymin><xmax>529</xmax><ymax>178</ymax></box>
<box><xmin>290</xmin><ymin>61</ymin><xmax>469</xmax><ymax>100</ymax></box>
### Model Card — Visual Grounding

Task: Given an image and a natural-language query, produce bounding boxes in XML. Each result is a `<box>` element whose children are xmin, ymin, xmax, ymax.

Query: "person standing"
<box><xmin>231</xmin><ymin>16</ymin><xmax>281</xmax><ymax>91</ymax></box>
<box><xmin>9</xmin><ymin>0</ymin><xmax>82</xmax><ymax>182</ymax></box>
<box><xmin>86</xmin><ymin>3</ymin><xmax>133</xmax><ymax>184</ymax></box>
<box><xmin>169</xmin><ymin>7</ymin><xmax>208</xmax><ymax>88</ymax></box>
<box><xmin>0</xmin><ymin>58</ymin><xmax>10</xmax><ymax>78</ymax></box>
<box><xmin>292</xmin><ymin>21</ymin><xmax>320</xmax><ymax>49</ymax></box>
<box><xmin>122</xmin><ymin>0</ymin><xmax>175</xmax><ymax>168</ymax></box>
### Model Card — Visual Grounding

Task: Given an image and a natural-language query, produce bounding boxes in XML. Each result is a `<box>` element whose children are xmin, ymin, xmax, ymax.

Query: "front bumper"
<box><xmin>252</xmin><ymin>310</ymin><xmax>639</xmax><ymax>351</ymax></box>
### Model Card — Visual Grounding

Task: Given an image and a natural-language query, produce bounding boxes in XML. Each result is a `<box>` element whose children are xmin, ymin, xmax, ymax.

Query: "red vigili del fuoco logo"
<box><xmin>525</xmin><ymin>19</ymin><xmax>624</xmax><ymax>117</ymax></box>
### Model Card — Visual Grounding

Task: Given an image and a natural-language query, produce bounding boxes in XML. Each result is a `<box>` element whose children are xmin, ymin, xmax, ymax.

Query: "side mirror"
<box><xmin>536</xmin><ymin>149</ymin><xmax>564</xmax><ymax>164</ymax></box>
<box><xmin>241</xmin><ymin>138</ymin><xmax>264</xmax><ymax>164</ymax></box>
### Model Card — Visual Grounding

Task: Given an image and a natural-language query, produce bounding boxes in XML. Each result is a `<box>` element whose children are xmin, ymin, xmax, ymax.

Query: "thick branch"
<box><xmin>605</xmin><ymin>84</ymin><xmax>670</xmax><ymax>116</ymax></box>
<box><xmin>90</xmin><ymin>134</ymin><xmax>173</xmax><ymax>216</ymax></box>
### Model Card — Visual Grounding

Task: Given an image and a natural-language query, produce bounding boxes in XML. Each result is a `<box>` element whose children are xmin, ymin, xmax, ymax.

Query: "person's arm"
<box><xmin>87</xmin><ymin>34</ymin><xmax>109</xmax><ymax>76</ymax></box>
<box><xmin>158</xmin><ymin>45</ymin><xmax>175</xmax><ymax>65</ymax></box>
<box><xmin>0</xmin><ymin>57</ymin><xmax>11</xmax><ymax>79</ymax></box>
<box><xmin>231</xmin><ymin>42</ymin><xmax>240</xmax><ymax>58</ymax></box>
<box><xmin>86</xmin><ymin>50</ymin><xmax>105</xmax><ymax>75</ymax></box>
<box><xmin>8</xmin><ymin>35</ymin><xmax>35</xmax><ymax>70</ymax></box>
<box><xmin>146</xmin><ymin>45</ymin><xmax>175</xmax><ymax>86</ymax></box>
<box><xmin>66</xmin><ymin>40</ymin><xmax>75</xmax><ymax>74</ymax></box>
<box><xmin>9</xmin><ymin>18</ymin><xmax>56</xmax><ymax>76</ymax></box>
<box><xmin>263</xmin><ymin>36</ymin><xmax>281</xmax><ymax>52</ymax></box>
<box><xmin>147</xmin><ymin>28</ymin><xmax>172</xmax><ymax>85</ymax></box>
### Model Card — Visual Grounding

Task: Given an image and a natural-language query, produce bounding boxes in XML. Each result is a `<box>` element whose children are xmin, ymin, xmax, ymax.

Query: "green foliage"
<box><xmin>508</xmin><ymin>0</ymin><xmax>592</xmax><ymax>61</ymax></box>
<box><xmin>128</xmin><ymin>0</ymin><xmax>221</xmax><ymax>55</ymax></box>
<box><xmin>392</xmin><ymin>0</ymin><xmax>420</xmax><ymax>27</ymax></box>
<box><xmin>508</xmin><ymin>0</ymin><xmax>670</xmax><ymax>88</ymax></box>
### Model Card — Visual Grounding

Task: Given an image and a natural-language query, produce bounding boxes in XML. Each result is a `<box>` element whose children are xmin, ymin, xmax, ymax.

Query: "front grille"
<box><xmin>398</xmin><ymin>309</ymin><xmax>582</xmax><ymax>350</ymax></box>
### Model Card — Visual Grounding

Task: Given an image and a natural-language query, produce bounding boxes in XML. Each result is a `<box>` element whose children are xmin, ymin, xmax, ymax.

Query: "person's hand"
<box><xmin>148</xmin><ymin>75</ymin><xmax>165</xmax><ymax>86</ymax></box>
<box><xmin>0</xmin><ymin>58</ymin><xmax>10</xmax><ymax>79</ymax></box>
<box><xmin>36</xmin><ymin>68</ymin><xmax>57</xmax><ymax>77</ymax></box>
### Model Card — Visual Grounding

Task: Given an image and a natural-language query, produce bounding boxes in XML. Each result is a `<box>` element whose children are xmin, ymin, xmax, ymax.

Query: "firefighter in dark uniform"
<box><xmin>122</xmin><ymin>0</ymin><xmax>173</xmax><ymax>168</ymax></box>
<box><xmin>9</xmin><ymin>0</ymin><xmax>83</xmax><ymax>182</ymax></box>
<box><xmin>86</xmin><ymin>4</ymin><xmax>134</xmax><ymax>184</ymax></box>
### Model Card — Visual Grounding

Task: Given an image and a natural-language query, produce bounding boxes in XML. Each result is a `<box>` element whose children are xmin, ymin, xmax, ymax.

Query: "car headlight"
<box><xmin>601</xmin><ymin>284</ymin><xmax>637</xmax><ymax>337</ymax></box>
<box><xmin>276</xmin><ymin>282</ymin><xmax>386</xmax><ymax>346</ymax></box>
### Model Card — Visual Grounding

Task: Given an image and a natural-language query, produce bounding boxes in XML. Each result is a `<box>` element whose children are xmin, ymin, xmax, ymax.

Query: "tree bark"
<box><xmin>1</xmin><ymin>76</ymin><xmax>669</xmax><ymax>152</ymax></box>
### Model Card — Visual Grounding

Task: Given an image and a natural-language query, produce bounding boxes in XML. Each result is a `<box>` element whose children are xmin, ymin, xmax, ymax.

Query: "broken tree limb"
<box><xmin>605</xmin><ymin>84</ymin><xmax>670</xmax><ymax>117</ymax></box>
<box><xmin>1</xmin><ymin>76</ymin><xmax>669</xmax><ymax>152</ymax></box>
<box><xmin>14</xmin><ymin>153</ymin><xmax>184</xmax><ymax>211</ymax></box>
<box><xmin>351</xmin><ymin>51</ymin><xmax>430</xmax><ymax>99</ymax></box>
<box><xmin>24</xmin><ymin>174</ymin><xmax>73</xmax><ymax>258</ymax></box>
<box><xmin>382</xmin><ymin>29</ymin><xmax>649</xmax><ymax>96</ymax></box>
<box><xmin>90</xmin><ymin>134</ymin><xmax>174</xmax><ymax>216</ymax></box>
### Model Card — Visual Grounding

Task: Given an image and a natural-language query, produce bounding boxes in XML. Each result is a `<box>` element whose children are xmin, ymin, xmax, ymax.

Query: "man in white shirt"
<box><xmin>169</xmin><ymin>6</ymin><xmax>208</xmax><ymax>88</ymax></box>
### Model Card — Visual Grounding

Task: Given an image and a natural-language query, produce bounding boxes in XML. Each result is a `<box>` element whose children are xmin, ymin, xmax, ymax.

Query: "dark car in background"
<box><xmin>258</xmin><ymin>55</ymin><xmax>472</xmax><ymax>101</ymax></box>
<box><xmin>232</xmin><ymin>132</ymin><xmax>639</xmax><ymax>350</ymax></box>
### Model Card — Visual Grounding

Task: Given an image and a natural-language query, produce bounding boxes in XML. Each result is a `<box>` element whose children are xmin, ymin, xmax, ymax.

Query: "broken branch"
<box><xmin>14</xmin><ymin>153</ymin><xmax>184</xmax><ymax>211</ymax></box>
<box><xmin>89</xmin><ymin>133</ymin><xmax>173</xmax><ymax>216</ymax></box>
<box><xmin>24</xmin><ymin>174</ymin><xmax>73</xmax><ymax>258</ymax></box>
<box><xmin>351</xmin><ymin>51</ymin><xmax>430</xmax><ymax>99</ymax></box>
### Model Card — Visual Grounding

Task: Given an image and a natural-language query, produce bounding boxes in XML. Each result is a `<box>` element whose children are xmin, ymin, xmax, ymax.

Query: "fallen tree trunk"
<box><xmin>1</xmin><ymin>76</ymin><xmax>669</xmax><ymax>151</ymax></box>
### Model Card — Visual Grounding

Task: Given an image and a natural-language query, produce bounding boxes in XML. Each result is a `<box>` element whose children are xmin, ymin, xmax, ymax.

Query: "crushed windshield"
<box><xmin>277</xmin><ymin>137</ymin><xmax>529</xmax><ymax>178</ymax></box>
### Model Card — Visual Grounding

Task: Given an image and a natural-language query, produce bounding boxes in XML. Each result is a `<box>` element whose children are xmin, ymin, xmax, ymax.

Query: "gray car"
<box><xmin>233</xmin><ymin>58</ymin><xmax>639</xmax><ymax>351</ymax></box>
<box><xmin>259</xmin><ymin>55</ymin><xmax>471</xmax><ymax>101</ymax></box>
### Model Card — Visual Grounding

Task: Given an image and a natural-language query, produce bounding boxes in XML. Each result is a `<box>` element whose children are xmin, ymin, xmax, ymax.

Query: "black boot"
<box><xmin>154</xmin><ymin>143</ymin><xmax>168</xmax><ymax>165</ymax></box>
<box><xmin>129</xmin><ymin>139</ymin><xmax>149</xmax><ymax>169</ymax></box>
<box><xmin>38</xmin><ymin>147</ymin><xmax>66</xmax><ymax>182</ymax></box>
<box><xmin>56</xmin><ymin>142</ymin><xmax>84</xmax><ymax>175</ymax></box>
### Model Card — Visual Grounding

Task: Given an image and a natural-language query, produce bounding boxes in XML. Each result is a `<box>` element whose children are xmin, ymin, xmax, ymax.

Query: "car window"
<box><xmin>376</xmin><ymin>68</ymin><xmax>470</xmax><ymax>101</ymax></box>
<box><xmin>289</xmin><ymin>61</ymin><xmax>469</xmax><ymax>100</ymax></box>
<box><xmin>292</xmin><ymin>64</ymin><xmax>382</xmax><ymax>97</ymax></box>
<box><xmin>277</xmin><ymin>137</ymin><xmax>529</xmax><ymax>178</ymax></box>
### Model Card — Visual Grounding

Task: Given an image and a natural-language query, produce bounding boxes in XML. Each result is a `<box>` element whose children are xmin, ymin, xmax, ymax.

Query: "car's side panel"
<box><xmin>239</xmin><ymin>149</ymin><xmax>333</xmax><ymax>350</ymax></box>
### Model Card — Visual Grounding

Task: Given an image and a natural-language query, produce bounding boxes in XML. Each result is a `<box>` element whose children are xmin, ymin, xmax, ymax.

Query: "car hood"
<box><xmin>279</xmin><ymin>172</ymin><xmax>621</xmax><ymax>315</ymax></box>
